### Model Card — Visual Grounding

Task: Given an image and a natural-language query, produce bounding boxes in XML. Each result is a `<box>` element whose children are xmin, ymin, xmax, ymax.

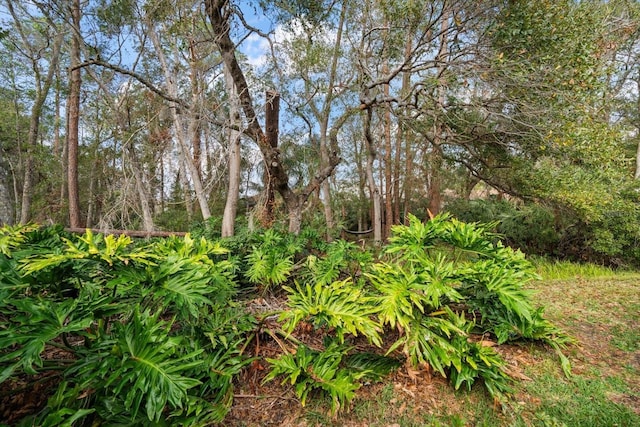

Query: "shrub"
<box><xmin>267</xmin><ymin>214</ymin><xmax>570</xmax><ymax>407</ymax></box>
<box><xmin>0</xmin><ymin>226</ymin><xmax>254</xmax><ymax>426</ymax></box>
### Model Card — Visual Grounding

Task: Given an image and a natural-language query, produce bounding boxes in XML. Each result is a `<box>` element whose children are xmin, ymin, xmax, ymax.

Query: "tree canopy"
<box><xmin>0</xmin><ymin>0</ymin><xmax>639</xmax><ymax>264</ymax></box>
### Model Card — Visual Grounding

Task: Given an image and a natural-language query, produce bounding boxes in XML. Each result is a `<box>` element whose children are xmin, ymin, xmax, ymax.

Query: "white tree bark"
<box><xmin>146</xmin><ymin>20</ymin><xmax>211</xmax><ymax>220</ymax></box>
<box><xmin>222</xmin><ymin>62</ymin><xmax>242</xmax><ymax>237</ymax></box>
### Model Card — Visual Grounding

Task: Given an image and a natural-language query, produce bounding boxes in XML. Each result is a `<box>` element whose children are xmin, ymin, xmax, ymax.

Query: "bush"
<box><xmin>0</xmin><ymin>225</ymin><xmax>254</xmax><ymax>426</ymax></box>
<box><xmin>267</xmin><ymin>214</ymin><xmax>570</xmax><ymax>408</ymax></box>
<box><xmin>1</xmin><ymin>216</ymin><xmax>570</xmax><ymax>421</ymax></box>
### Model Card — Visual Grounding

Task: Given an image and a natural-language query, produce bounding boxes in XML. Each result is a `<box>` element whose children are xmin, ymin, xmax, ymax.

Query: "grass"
<box><xmin>519</xmin><ymin>359</ymin><xmax>639</xmax><ymax>427</ymax></box>
<box><xmin>281</xmin><ymin>262</ymin><xmax>640</xmax><ymax>426</ymax></box>
<box><xmin>529</xmin><ymin>256</ymin><xmax>626</xmax><ymax>280</ymax></box>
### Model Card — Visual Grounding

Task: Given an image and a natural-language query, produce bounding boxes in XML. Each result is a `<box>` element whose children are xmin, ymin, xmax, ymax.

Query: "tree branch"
<box><xmin>72</xmin><ymin>59</ymin><xmax>190</xmax><ymax>110</ymax></box>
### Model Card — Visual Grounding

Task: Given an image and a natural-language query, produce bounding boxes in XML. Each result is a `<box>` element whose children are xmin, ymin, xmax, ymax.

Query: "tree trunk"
<box><xmin>146</xmin><ymin>19</ymin><xmax>211</xmax><ymax>220</ymax></box>
<box><xmin>427</xmin><ymin>141</ymin><xmax>443</xmax><ymax>216</ymax></box>
<box><xmin>19</xmin><ymin>32</ymin><xmax>64</xmax><ymax>224</ymax></box>
<box><xmin>261</xmin><ymin>90</ymin><xmax>280</xmax><ymax>227</ymax></box>
<box><xmin>206</xmin><ymin>0</ymin><xmax>344</xmax><ymax>234</ymax></box>
<box><xmin>635</xmin><ymin>80</ymin><xmax>640</xmax><ymax>179</ymax></box>
<box><xmin>383</xmin><ymin>58</ymin><xmax>393</xmax><ymax>240</ymax></box>
<box><xmin>320</xmin><ymin>134</ymin><xmax>334</xmax><ymax>237</ymax></box>
<box><xmin>0</xmin><ymin>150</ymin><xmax>13</xmax><ymax>225</ymax></box>
<box><xmin>67</xmin><ymin>0</ymin><xmax>82</xmax><ymax>228</ymax></box>
<box><xmin>364</xmin><ymin>107</ymin><xmax>382</xmax><ymax>244</ymax></box>
<box><xmin>396</xmin><ymin>36</ymin><xmax>412</xmax><ymax>224</ymax></box>
<box><xmin>354</xmin><ymin>137</ymin><xmax>367</xmax><ymax>232</ymax></box>
<box><xmin>222</xmin><ymin>62</ymin><xmax>242</xmax><ymax>237</ymax></box>
<box><xmin>179</xmin><ymin>160</ymin><xmax>194</xmax><ymax>221</ymax></box>
<box><xmin>427</xmin><ymin>9</ymin><xmax>450</xmax><ymax>218</ymax></box>
<box><xmin>127</xmin><ymin>145</ymin><xmax>154</xmax><ymax>232</ymax></box>
<box><xmin>286</xmin><ymin>197</ymin><xmax>303</xmax><ymax>234</ymax></box>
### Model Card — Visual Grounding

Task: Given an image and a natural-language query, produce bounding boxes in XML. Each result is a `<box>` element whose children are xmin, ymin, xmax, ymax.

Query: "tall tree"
<box><xmin>221</xmin><ymin>61</ymin><xmax>243</xmax><ymax>237</ymax></box>
<box><xmin>67</xmin><ymin>0</ymin><xmax>83</xmax><ymax>227</ymax></box>
<box><xmin>206</xmin><ymin>0</ymin><xmax>346</xmax><ymax>233</ymax></box>
<box><xmin>5</xmin><ymin>0</ymin><xmax>65</xmax><ymax>224</ymax></box>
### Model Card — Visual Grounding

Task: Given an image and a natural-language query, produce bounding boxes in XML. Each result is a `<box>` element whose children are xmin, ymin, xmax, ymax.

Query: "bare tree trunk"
<box><xmin>396</xmin><ymin>36</ymin><xmax>412</xmax><ymax>224</ymax></box>
<box><xmin>315</xmin><ymin>2</ymin><xmax>347</xmax><ymax>239</ymax></box>
<box><xmin>383</xmin><ymin>86</ymin><xmax>392</xmax><ymax>240</ymax></box>
<box><xmin>67</xmin><ymin>0</ymin><xmax>82</xmax><ymax>228</ymax></box>
<box><xmin>146</xmin><ymin>19</ymin><xmax>211</xmax><ymax>220</ymax></box>
<box><xmin>428</xmin><ymin>9</ymin><xmax>450</xmax><ymax>217</ymax></box>
<box><xmin>0</xmin><ymin>150</ymin><xmax>13</xmax><ymax>225</ymax></box>
<box><xmin>179</xmin><ymin>159</ymin><xmax>194</xmax><ymax>221</ymax></box>
<box><xmin>222</xmin><ymin>62</ymin><xmax>242</xmax><ymax>237</ymax></box>
<box><xmin>261</xmin><ymin>90</ymin><xmax>280</xmax><ymax>227</ymax></box>
<box><xmin>635</xmin><ymin>80</ymin><xmax>640</xmax><ymax>179</ymax></box>
<box><xmin>382</xmin><ymin>32</ymin><xmax>393</xmax><ymax>239</ymax></box>
<box><xmin>354</xmin><ymin>136</ymin><xmax>367</xmax><ymax>232</ymax></box>
<box><xmin>286</xmin><ymin>198</ymin><xmax>303</xmax><ymax>234</ymax></box>
<box><xmin>127</xmin><ymin>145</ymin><xmax>154</xmax><ymax>232</ymax></box>
<box><xmin>427</xmin><ymin>142</ymin><xmax>443</xmax><ymax>216</ymax></box>
<box><xmin>364</xmin><ymin>107</ymin><xmax>382</xmax><ymax>244</ymax></box>
<box><xmin>206</xmin><ymin>0</ymin><xmax>345</xmax><ymax>234</ymax></box>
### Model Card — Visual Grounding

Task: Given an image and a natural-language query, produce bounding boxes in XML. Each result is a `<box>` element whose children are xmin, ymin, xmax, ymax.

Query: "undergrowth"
<box><xmin>0</xmin><ymin>215</ymin><xmax>571</xmax><ymax>425</ymax></box>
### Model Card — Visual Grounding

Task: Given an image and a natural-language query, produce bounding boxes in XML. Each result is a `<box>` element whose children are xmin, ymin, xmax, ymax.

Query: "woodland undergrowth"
<box><xmin>0</xmin><ymin>215</ymin><xmax>570</xmax><ymax>426</ymax></box>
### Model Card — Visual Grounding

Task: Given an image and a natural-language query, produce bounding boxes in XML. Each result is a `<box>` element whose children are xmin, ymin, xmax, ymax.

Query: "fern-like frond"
<box><xmin>0</xmin><ymin>298</ymin><xmax>93</xmax><ymax>382</ymax></box>
<box><xmin>264</xmin><ymin>343</ymin><xmax>363</xmax><ymax>413</ymax></box>
<box><xmin>280</xmin><ymin>278</ymin><xmax>382</xmax><ymax>346</ymax></box>
<box><xmin>367</xmin><ymin>263</ymin><xmax>428</xmax><ymax>331</ymax></box>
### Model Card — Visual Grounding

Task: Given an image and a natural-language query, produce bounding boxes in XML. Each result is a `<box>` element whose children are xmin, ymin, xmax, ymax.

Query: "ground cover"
<box><xmin>223</xmin><ymin>274</ymin><xmax>639</xmax><ymax>426</ymax></box>
<box><xmin>1</xmin><ymin>223</ymin><xmax>638</xmax><ymax>426</ymax></box>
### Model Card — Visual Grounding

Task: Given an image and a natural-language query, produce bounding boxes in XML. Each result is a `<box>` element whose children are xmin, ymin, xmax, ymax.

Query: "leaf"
<box><xmin>280</xmin><ymin>278</ymin><xmax>382</xmax><ymax>346</ymax></box>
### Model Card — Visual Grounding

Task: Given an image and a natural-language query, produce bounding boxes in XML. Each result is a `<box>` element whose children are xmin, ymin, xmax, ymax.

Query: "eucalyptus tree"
<box><xmin>0</xmin><ymin>93</ymin><xmax>22</xmax><ymax>225</ymax></box>
<box><xmin>2</xmin><ymin>0</ymin><xmax>65</xmax><ymax>224</ymax></box>
<box><xmin>344</xmin><ymin>0</ymin><xmax>491</xmax><ymax>240</ymax></box>
<box><xmin>221</xmin><ymin>61</ymin><xmax>242</xmax><ymax>237</ymax></box>
<box><xmin>263</xmin><ymin>0</ymin><xmax>356</xmax><ymax>236</ymax></box>
<box><xmin>142</xmin><ymin>1</ymin><xmax>214</xmax><ymax>223</ymax></box>
<box><xmin>67</xmin><ymin>0</ymin><xmax>83</xmax><ymax>227</ymax></box>
<box><xmin>74</xmin><ymin>0</ymin><xmax>233</xmax><ymax>231</ymax></box>
<box><xmin>206</xmin><ymin>0</ymin><xmax>352</xmax><ymax>234</ymax></box>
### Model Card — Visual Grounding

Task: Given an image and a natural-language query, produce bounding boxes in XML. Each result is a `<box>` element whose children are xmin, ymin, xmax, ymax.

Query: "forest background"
<box><xmin>1</xmin><ymin>0</ymin><xmax>640</xmax><ymax>266</ymax></box>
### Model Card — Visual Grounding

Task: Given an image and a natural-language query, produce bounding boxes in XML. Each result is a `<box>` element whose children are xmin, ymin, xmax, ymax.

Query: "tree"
<box><xmin>4</xmin><ymin>0</ymin><xmax>65</xmax><ymax>224</ymax></box>
<box><xmin>221</xmin><ymin>61</ymin><xmax>243</xmax><ymax>237</ymax></box>
<box><xmin>67</xmin><ymin>0</ymin><xmax>83</xmax><ymax>228</ymax></box>
<box><xmin>205</xmin><ymin>0</ymin><xmax>346</xmax><ymax>234</ymax></box>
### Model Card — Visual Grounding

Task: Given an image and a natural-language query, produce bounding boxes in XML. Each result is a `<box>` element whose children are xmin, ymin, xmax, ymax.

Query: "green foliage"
<box><xmin>373</xmin><ymin>214</ymin><xmax>565</xmax><ymax>394</ymax></box>
<box><xmin>1</xmin><ymin>217</ymin><xmax>570</xmax><ymax>421</ymax></box>
<box><xmin>447</xmin><ymin>199</ymin><xmax>563</xmax><ymax>256</ymax></box>
<box><xmin>448</xmin><ymin>194</ymin><xmax>640</xmax><ymax>267</ymax></box>
<box><xmin>302</xmin><ymin>239</ymin><xmax>371</xmax><ymax>286</ymax></box>
<box><xmin>89</xmin><ymin>309</ymin><xmax>204</xmax><ymax>422</ymax></box>
<box><xmin>0</xmin><ymin>226</ymin><xmax>254</xmax><ymax>426</ymax></box>
<box><xmin>446</xmin><ymin>312</ymin><xmax>511</xmax><ymax>398</ymax></box>
<box><xmin>271</xmin><ymin>214</ymin><xmax>567</xmax><ymax>406</ymax></box>
<box><xmin>280</xmin><ymin>278</ymin><xmax>382</xmax><ymax>346</ymax></box>
<box><xmin>264</xmin><ymin>342</ymin><xmax>378</xmax><ymax>414</ymax></box>
<box><xmin>0</xmin><ymin>223</ymin><xmax>40</xmax><ymax>256</ymax></box>
<box><xmin>227</xmin><ymin>228</ymin><xmax>301</xmax><ymax>290</ymax></box>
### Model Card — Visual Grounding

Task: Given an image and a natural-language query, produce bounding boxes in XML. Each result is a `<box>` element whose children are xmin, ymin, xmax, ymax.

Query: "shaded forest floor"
<box><xmin>2</xmin><ymin>275</ymin><xmax>639</xmax><ymax>426</ymax></box>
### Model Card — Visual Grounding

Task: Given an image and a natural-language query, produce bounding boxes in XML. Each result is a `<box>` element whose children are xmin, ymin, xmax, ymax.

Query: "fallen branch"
<box><xmin>65</xmin><ymin>228</ymin><xmax>187</xmax><ymax>238</ymax></box>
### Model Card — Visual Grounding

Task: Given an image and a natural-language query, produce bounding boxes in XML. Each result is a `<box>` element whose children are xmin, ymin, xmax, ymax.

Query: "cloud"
<box><xmin>242</xmin><ymin>32</ymin><xmax>271</xmax><ymax>68</ymax></box>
